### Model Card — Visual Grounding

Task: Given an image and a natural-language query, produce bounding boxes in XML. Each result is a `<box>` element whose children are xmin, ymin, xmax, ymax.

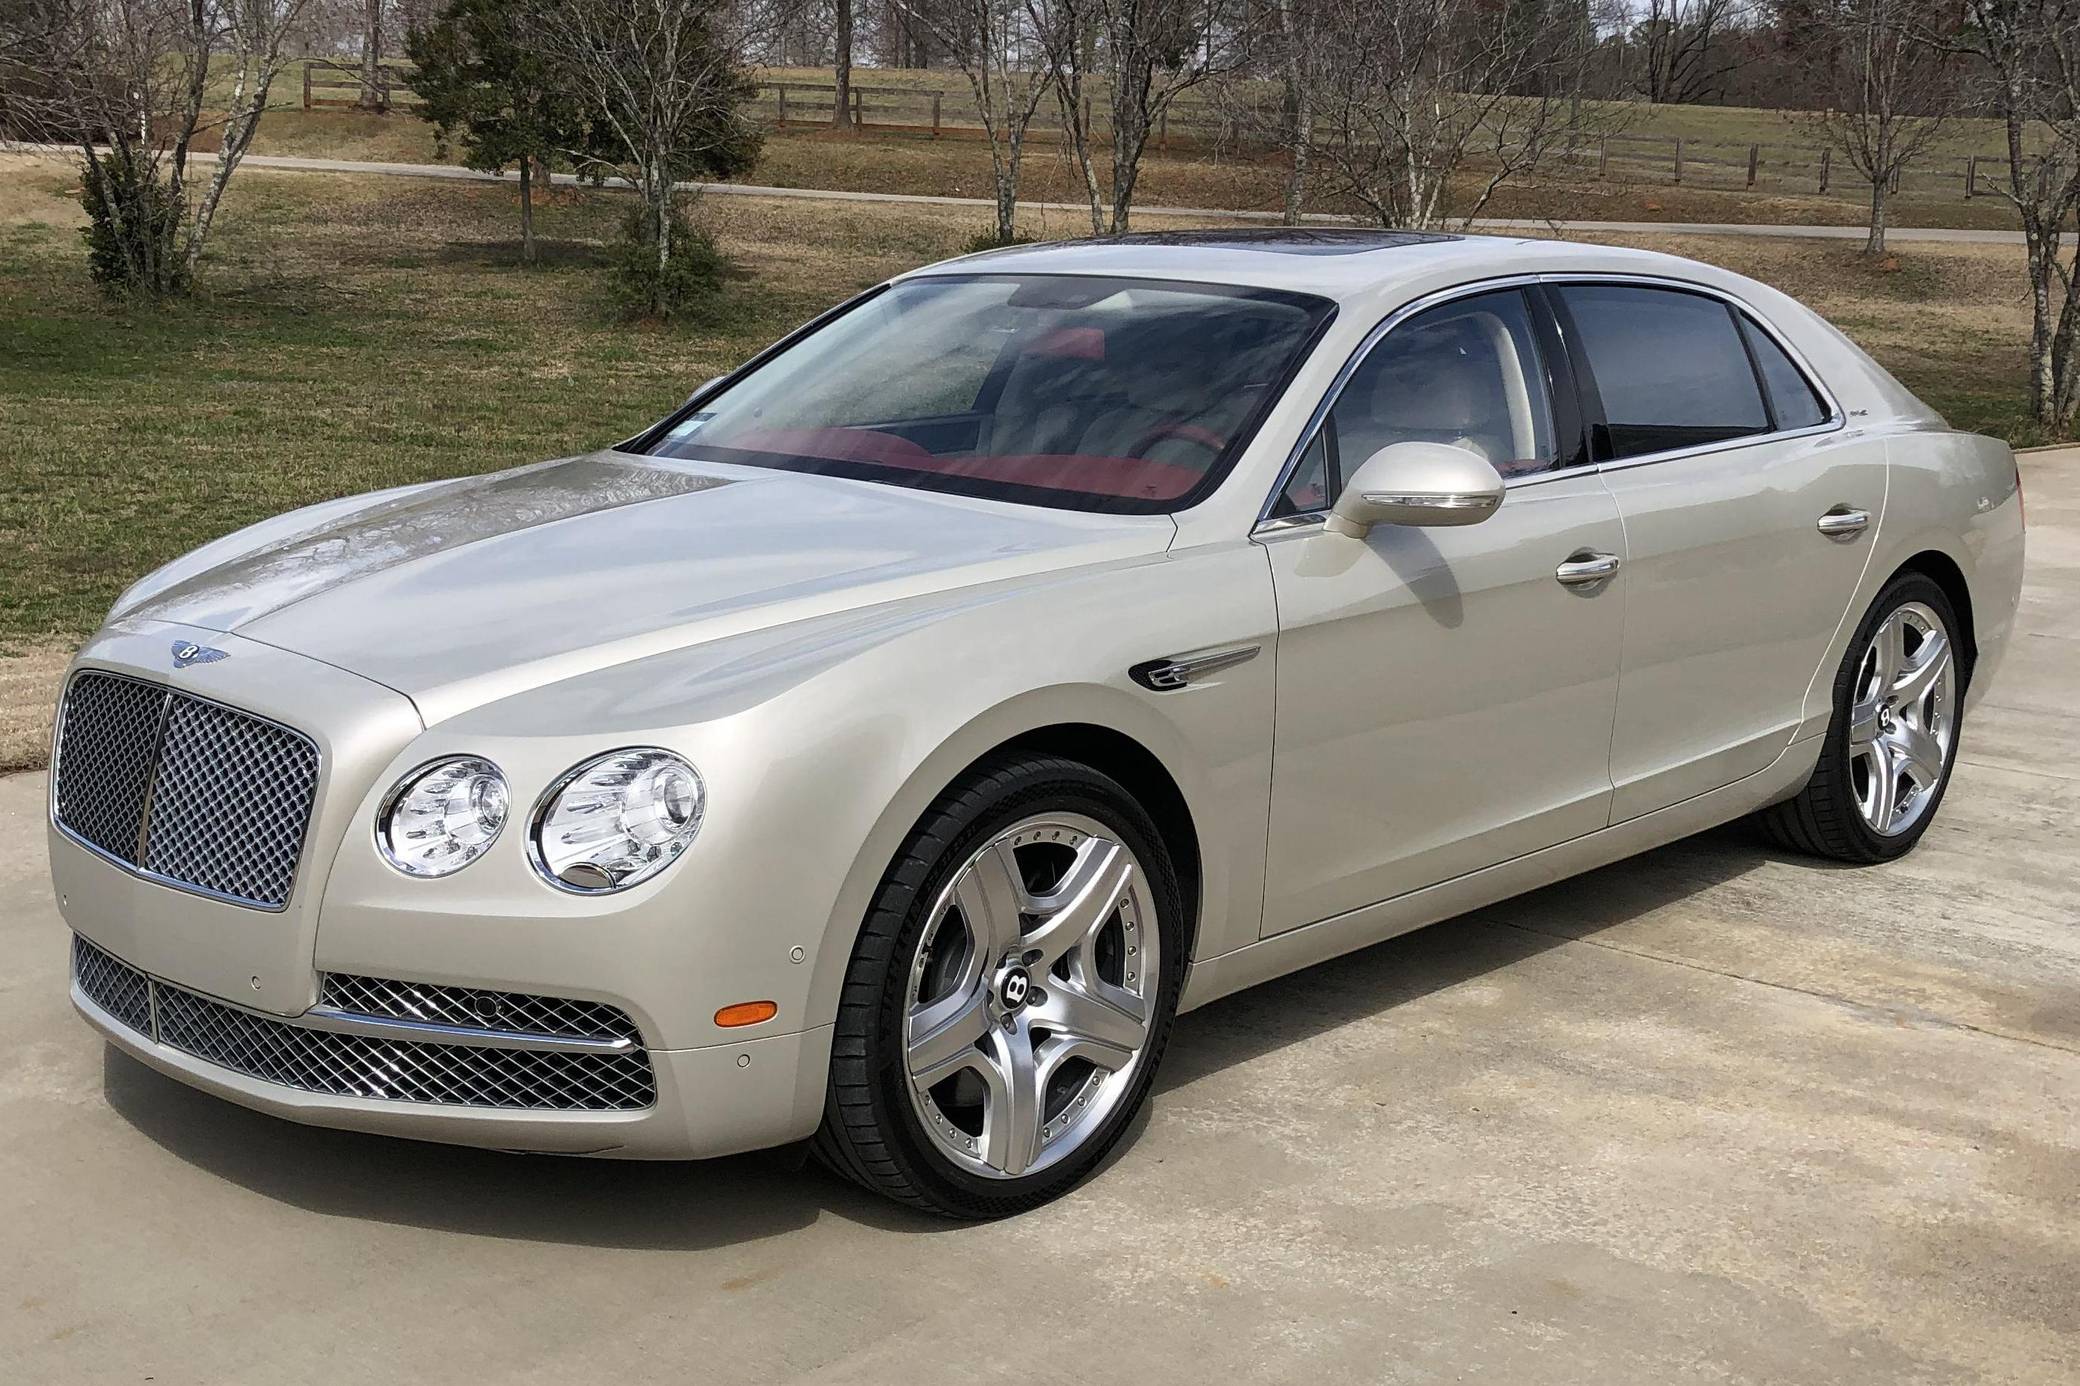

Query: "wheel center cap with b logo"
<box><xmin>995</xmin><ymin>963</ymin><xmax>1032</xmax><ymax>1011</ymax></box>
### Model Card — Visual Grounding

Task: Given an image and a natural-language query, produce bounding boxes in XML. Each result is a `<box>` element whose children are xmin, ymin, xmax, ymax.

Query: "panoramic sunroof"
<box><xmin>1085</xmin><ymin>228</ymin><xmax>1462</xmax><ymax>256</ymax></box>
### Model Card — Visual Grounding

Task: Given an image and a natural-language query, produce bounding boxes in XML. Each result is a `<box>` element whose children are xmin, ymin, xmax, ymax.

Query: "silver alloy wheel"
<box><xmin>1848</xmin><ymin>600</ymin><xmax>1956</xmax><ymax>837</ymax></box>
<box><xmin>903</xmin><ymin>813</ymin><xmax>1159</xmax><ymax>1180</ymax></box>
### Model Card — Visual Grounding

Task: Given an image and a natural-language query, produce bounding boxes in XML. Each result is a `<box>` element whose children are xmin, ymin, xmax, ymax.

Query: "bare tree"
<box><xmin>831</xmin><ymin>0</ymin><xmax>854</xmax><ymax>124</ymax></box>
<box><xmin>535</xmin><ymin>0</ymin><xmax>760</xmax><ymax>314</ymax></box>
<box><xmin>1039</xmin><ymin>0</ymin><xmax>1239</xmax><ymax>234</ymax></box>
<box><xmin>1092</xmin><ymin>0</ymin><xmax>1247</xmax><ymax>232</ymax></box>
<box><xmin>1305</xmin><ymin>0</ymin><xmax>1604</xmax><ymax>230</ymax></box>
<box><xmin>1272</xmin><ymin>0</ymin><xmax>1316</xmax><ymax>224</ymax></box>
<box><xmin>1946</xmin><ymin>0</ymin><xmax>2079</xmax><ymax>433</ymax></box>
<box><xmin>359</xmin><ymin>0</ymin><xmax>390</xmax><ymax>109</ymax></box>
<box><xmin>1634</xmin><ymin>0</ymin><xmax>1740</xmax><ymax>103</ymax></box>
<box><xmin>1800</xmin><ymin>0</ymin><xmax>1954</xmax><ymax>255</ymax></box>
<box><xmin>11</xmin><ymin>0</ymin><xmax>319</xmax><ymax>294</ymax></box>
<box><xmin>1030</xmin><ymin>0</ymin><xmax>1106</xmax><ymax>232</ymax></box>
<box><xmin>896</xmin><ymin>0</ymin><xmax>1057</xmax><ymax>242</ymax></box>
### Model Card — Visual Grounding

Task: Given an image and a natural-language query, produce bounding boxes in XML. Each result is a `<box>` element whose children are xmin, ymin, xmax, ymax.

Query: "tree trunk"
<box><xmin>1283</xmin><ymin>89</ymin><xmax>1311</xmax><ymax>226</ymax></box>
<box><xmin>358</xmin><ymin>0</ymin><xmax>387</xmax><ymax>112</ymax></box>
<box><xmin>1277</xmin><ymin>0</ymin><xmax>1308</xmax><ymax>226</ymax></box>
<box><xmin>1864</xmin><ymin>174</ymin><xmax>1887</xmax><ymax>257</ymax></box>
<box><xmin>519</xmin><ymin>156</ymin><xmax>536</xmax><ymax>265</ymax></box>
<box><xmin>654</xmin><ymin>169</ymin><xmax>672</xmax><ymax>318</ymax></box>
<box><xmin>1055</xmin><ymin>72</ymin><xmax>1104</xmax><ymax>235</ymax></box>
<box><xmin>831</xmin><ymin>0</ymin><xmax>854</xmax><ymax>129</ymax></box>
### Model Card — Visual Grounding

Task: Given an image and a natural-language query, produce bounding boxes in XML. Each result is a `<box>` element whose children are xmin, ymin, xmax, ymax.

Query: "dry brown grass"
<box><xmin>0</xmin><ymin>646</ymin><xmax>71</xmax><ymax>774</ymax></box>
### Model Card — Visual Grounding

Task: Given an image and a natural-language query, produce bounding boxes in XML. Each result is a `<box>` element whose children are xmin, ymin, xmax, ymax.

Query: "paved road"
<box><xmin>1</xmin><ymin>457</ymin><xmax>2074</xmax><ymax>1383</ymax></box>
<box><xmin>1</xmin><ymin>143</ymin><xmax>2029</xmax><ymax>244</ymax></box>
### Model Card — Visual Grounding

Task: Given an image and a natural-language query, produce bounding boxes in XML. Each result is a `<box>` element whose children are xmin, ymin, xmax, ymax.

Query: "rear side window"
<box><xmin>1737</xmin><ymin>315</ymin><xmax>1830</xmax><ymax>430</ymax></box>
<box><xmin>1558</xmin><ymin>285</ymin><xmax>1769</xmax><ymax>460</ymax></box>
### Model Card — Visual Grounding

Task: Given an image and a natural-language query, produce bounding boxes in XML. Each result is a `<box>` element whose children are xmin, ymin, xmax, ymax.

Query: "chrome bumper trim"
<box><xmin>295</xmin><ymin>1006</ymin><xmax>638</xmax><ymax>1054</ymax></box>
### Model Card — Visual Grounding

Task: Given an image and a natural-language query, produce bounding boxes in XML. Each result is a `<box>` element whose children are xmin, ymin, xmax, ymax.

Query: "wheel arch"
<box><xmin>988</xmin><ymin>722</ymin><xmax>1203</xmax><ymax>964</ymax></box>
<box><xmin>802</xmin><ymin>685</ymin><xmax>1216</xmax><ymax>1038</ymax></box>
<box><xmin>1889</xmin><ymin>549</ymin><xmax>1977</xmax><ymax>690</ymax></box>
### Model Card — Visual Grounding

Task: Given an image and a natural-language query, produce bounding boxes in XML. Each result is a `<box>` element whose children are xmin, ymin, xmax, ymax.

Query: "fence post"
<box><xmin>776</xmin><ymin>84</ymin><xmax>787</xmax><ymax>127</ymax></box>
<box><xmin>1819</xmin><ymin>147</ymin><xmax>1831</xmax><ymax>194</ymax></box>
<box><xmin>1746</xmin><ymin>144</ymin><xmax>1759</xmax><ymax>187</ymax></box>
<box><xmin>1673</xmin><ymin>138</ymin><xmax>1684</xmax><ymax>183</ymax></box>
<box><xmin>1597</xmin><ymin>139</ymin><xmax>1608</xmax><ymax>179</ymax></box>
<box><xmin>1159</xmin><ymin>108</ymin><xmax>1168</xmax><ymax>152</ymax></box>
<box><xmin>931</xmin><ymin>92</ymin><xmax>941</xmax><ymax>139</ymax></box>
<box><xmin>852</xmin><ymin>86</ymin><xmax>863</xmax><ymax>127</ymax></box>
<box><xmin>302</xmin><ymin>63</ymin><xmax>312</xmax><ymax>110</ymax></box>
<box><xmin>1965</xmin><ymin>155</ymin><xmax>1976</xmax><ymax>199</ymax></box>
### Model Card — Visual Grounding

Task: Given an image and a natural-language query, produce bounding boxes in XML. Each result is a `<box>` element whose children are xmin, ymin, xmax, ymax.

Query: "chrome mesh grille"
<box><xmin>51</xmin><ymin>675</ymin><xmax>164</xmax><ymax>861</ymax></box>
<box><xmin>72</xmin><ymin>934</ymin><xmax>152</xmax><ymax>1033</ymax></box>
<box><xmin>53</xmin><ymin>672</ymin><xmax>319</xmax><ymax>910</ymax></box>
<box><xmin>71</xmin><ymin>936</ymin><xmax>655</xmax><ymax>1113</ymax></box>
<box><xmin>320</xmin><ymin>974</ymin><xmax>643</xmax><ymax>1042</ymax></box>
<box><xmin>143</xmin><ymin>697</ymin><xmax>318</xmax><ymax>907</ymax></box>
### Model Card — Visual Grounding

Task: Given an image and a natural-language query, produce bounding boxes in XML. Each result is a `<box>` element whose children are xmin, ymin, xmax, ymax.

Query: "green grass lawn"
<box><xmin>0</xmin><ymin>160</ymin><xmax>2052</xmax><ymax>665</ymax></box>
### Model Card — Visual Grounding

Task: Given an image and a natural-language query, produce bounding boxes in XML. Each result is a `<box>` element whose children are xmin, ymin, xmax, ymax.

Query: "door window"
<box><xmin>1557</xmin><ymin>285</ymin><xmax>1770</xmax><ymax>460</ymax></box>
<box><xmin>1737</xmin><ymin>314</ymin><xmax>1830</xmax><ymax>430</ymax></box>
<box><xmin>1277</xmin><ymin>289</ymin><xmax>1557</xmax><ymax>514</ymax></box>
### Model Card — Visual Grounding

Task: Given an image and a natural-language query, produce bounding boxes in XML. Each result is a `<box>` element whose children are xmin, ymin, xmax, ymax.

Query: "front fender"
<box><xmin>312</xmin><ymin>539</ymin><xmax>1279</xmax><ymax>1058</ymax></box>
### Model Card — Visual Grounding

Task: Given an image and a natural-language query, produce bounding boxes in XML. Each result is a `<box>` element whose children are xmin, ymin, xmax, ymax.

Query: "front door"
<box><xmin>1258</xmin><ymin>287</ymin><xmax>1627</xmax><ymax>937</ymax></box>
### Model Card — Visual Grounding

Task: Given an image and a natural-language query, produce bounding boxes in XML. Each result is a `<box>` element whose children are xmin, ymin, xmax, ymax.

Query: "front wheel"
<box><xmin>813</xmin><ymin>754</ymin><xmax>1185</xmax><ymax>1218</ymax></box>
<box><xmin>1758</xmin><ymin>572</ymin><xmax>1964</xmax><ymax>862</ymax></box>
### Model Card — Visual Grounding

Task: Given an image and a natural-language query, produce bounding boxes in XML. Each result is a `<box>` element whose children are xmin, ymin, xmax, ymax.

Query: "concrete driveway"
<box><xmin>2</xmin><ymin>458</ymin><xmax>2074</xmax><ymax>1385</ymax></box>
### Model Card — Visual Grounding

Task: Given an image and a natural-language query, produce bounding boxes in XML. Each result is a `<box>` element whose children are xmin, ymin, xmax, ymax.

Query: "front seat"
<box><xmin>1345</xmin><ymin>333</ymin><xmax>1510</xmax><ymax>470</ymax></box>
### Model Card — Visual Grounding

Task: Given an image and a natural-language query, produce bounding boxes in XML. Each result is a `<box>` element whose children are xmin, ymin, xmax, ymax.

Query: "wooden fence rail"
<box><xmin>301</xmin><ymin>60</ymin><xmax>422</xmax><ymax>111</ymax></box>
<box><xmin>298</xmin><ymin>68</ymin><xmax>2003</xmax><ymax>203</ymax></box>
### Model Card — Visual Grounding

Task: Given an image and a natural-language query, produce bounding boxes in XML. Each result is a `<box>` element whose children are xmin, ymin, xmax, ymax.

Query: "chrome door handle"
<box><xmin>1555</xmin><ymin>551</ymin><xmax>1622</xmax><ymax>586</ymax></box>
<box><xmin>1817</xmin><ymin>507</ymin><xmax>1871</xmax><ymax>538</ymax></box>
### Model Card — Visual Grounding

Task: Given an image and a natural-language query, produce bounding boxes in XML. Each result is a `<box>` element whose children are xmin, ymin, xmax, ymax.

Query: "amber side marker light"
<box><xmin>715</xmin><ymin>1001</ymin><xmax>778</xmax><ymax>1028</ymax></box>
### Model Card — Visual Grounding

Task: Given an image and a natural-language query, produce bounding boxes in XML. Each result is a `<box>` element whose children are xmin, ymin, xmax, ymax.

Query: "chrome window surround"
<box><xmin>49</xmin><ymin>668</ymin><xmax>323</xmax><ymax>912</ymax></box>
<box><xmin>1252</xmin><ymin>271</ymin><xmax>1846</xmax><ymax>534</ymax></box>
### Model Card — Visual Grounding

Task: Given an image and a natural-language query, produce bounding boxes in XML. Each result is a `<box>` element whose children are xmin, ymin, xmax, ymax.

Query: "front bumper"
<box><xmin>72</xmin><ymin>933</ymin><xmax>832</xmax><ymax>1159</ymax></box>
<box><xmin>53</xmin><ymin>619</ymin><xmax>841</xmax><ymax>1161</ymax></box>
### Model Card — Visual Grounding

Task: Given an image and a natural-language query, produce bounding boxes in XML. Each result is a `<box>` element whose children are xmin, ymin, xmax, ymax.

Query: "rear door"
<box><xmin>1552</xmin><ymin>281</ymin><xmax>1888</xmax><ymax>821</ymax></box>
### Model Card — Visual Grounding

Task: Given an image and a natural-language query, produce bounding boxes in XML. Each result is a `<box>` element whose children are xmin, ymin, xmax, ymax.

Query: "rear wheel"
<box><xmin>1758</xmin><ymin>572</ymin><xmax>1964</xmax><ymax>862</ymax></box>
<box><xmin>814</xmin><ymin>754</ymin><xmax>1185</xmax><ymax>1218</ymax></box>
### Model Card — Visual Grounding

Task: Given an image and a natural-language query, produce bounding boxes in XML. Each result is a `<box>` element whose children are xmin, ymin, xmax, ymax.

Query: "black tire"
<box><xmin>812</xmin><ymin>753</ymin><xmax>1186</xmax><ymax>1219</ymax></box>
<box><xmin>1755</xmin><ymin>571</ymin><xmax>1965</xmax><ymax>863</ymax></box>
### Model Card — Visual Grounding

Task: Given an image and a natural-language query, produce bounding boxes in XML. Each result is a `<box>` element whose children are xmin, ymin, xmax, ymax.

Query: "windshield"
<box><xmin>629</xmin><ymin>274</ymin><xmax>1335</xmax><ymax>514</ymax></box>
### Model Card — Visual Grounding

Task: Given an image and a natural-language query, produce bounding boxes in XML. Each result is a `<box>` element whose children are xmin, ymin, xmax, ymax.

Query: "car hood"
<box><xmin>115</xmin><ymin>452</ymin><xmax>1176</xmax><ymax>723</ymax></box>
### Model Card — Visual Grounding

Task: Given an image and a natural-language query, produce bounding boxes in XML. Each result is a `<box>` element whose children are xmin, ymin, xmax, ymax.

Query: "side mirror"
<box><xmin>1326</xmin><ymin>442</ymin><xmax>1505</xmax><ymax>538</ymax></box>
<box><xmin>684</xmin><ymin>375</ymin><xmax>725</xmax><ymax>407</ymax></box>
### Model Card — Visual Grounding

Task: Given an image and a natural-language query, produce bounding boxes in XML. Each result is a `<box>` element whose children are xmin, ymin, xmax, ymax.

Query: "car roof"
<box><xmin>903</xmin><ymin>228</ymin><xmax>1731</xmax><ymax>305</ymax></box>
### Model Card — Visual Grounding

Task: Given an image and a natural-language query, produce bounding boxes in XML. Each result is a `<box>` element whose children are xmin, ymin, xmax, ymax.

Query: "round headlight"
<box><xmin>377</xmin><ymin>757</ymin><xmax>509</xmax><ymax>878</ymax></box>
<box><xmin>531</xmin><ymin>748</ymin><xmax>705</xmax><ymax>893</ymax></box>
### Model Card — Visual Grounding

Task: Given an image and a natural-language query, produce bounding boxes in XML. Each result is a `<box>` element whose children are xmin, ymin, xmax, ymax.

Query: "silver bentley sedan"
<box><xmin>52</xmin><ymin>230</ymin><xmax>2025</xmax><ymax>1218</ymax></box>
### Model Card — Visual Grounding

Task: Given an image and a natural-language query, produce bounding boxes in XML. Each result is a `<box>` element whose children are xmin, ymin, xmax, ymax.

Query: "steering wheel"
<box><xmin>1129</xmin><ymin>421</ymin><xmax>1229</xmax><ymax>460</ymax></box>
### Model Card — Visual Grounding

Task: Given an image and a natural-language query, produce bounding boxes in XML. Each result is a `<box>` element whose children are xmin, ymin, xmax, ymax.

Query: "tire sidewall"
<box><xmin>850</xmin><ymin>758</ymin><xmax>1186</xmax><ymax>1217</ymax></box>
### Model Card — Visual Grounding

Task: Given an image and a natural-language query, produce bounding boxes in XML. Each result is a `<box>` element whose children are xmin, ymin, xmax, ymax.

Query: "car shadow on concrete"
<box><xmin>101</xmin><ymin>823</ymin><xmax>1832</xmax><ymax>1247</ymax></box>
<box><xmin>1155</xmin><ymin>821</ymin><xmax>1840</xmax><ymax>1093</ymax></box>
